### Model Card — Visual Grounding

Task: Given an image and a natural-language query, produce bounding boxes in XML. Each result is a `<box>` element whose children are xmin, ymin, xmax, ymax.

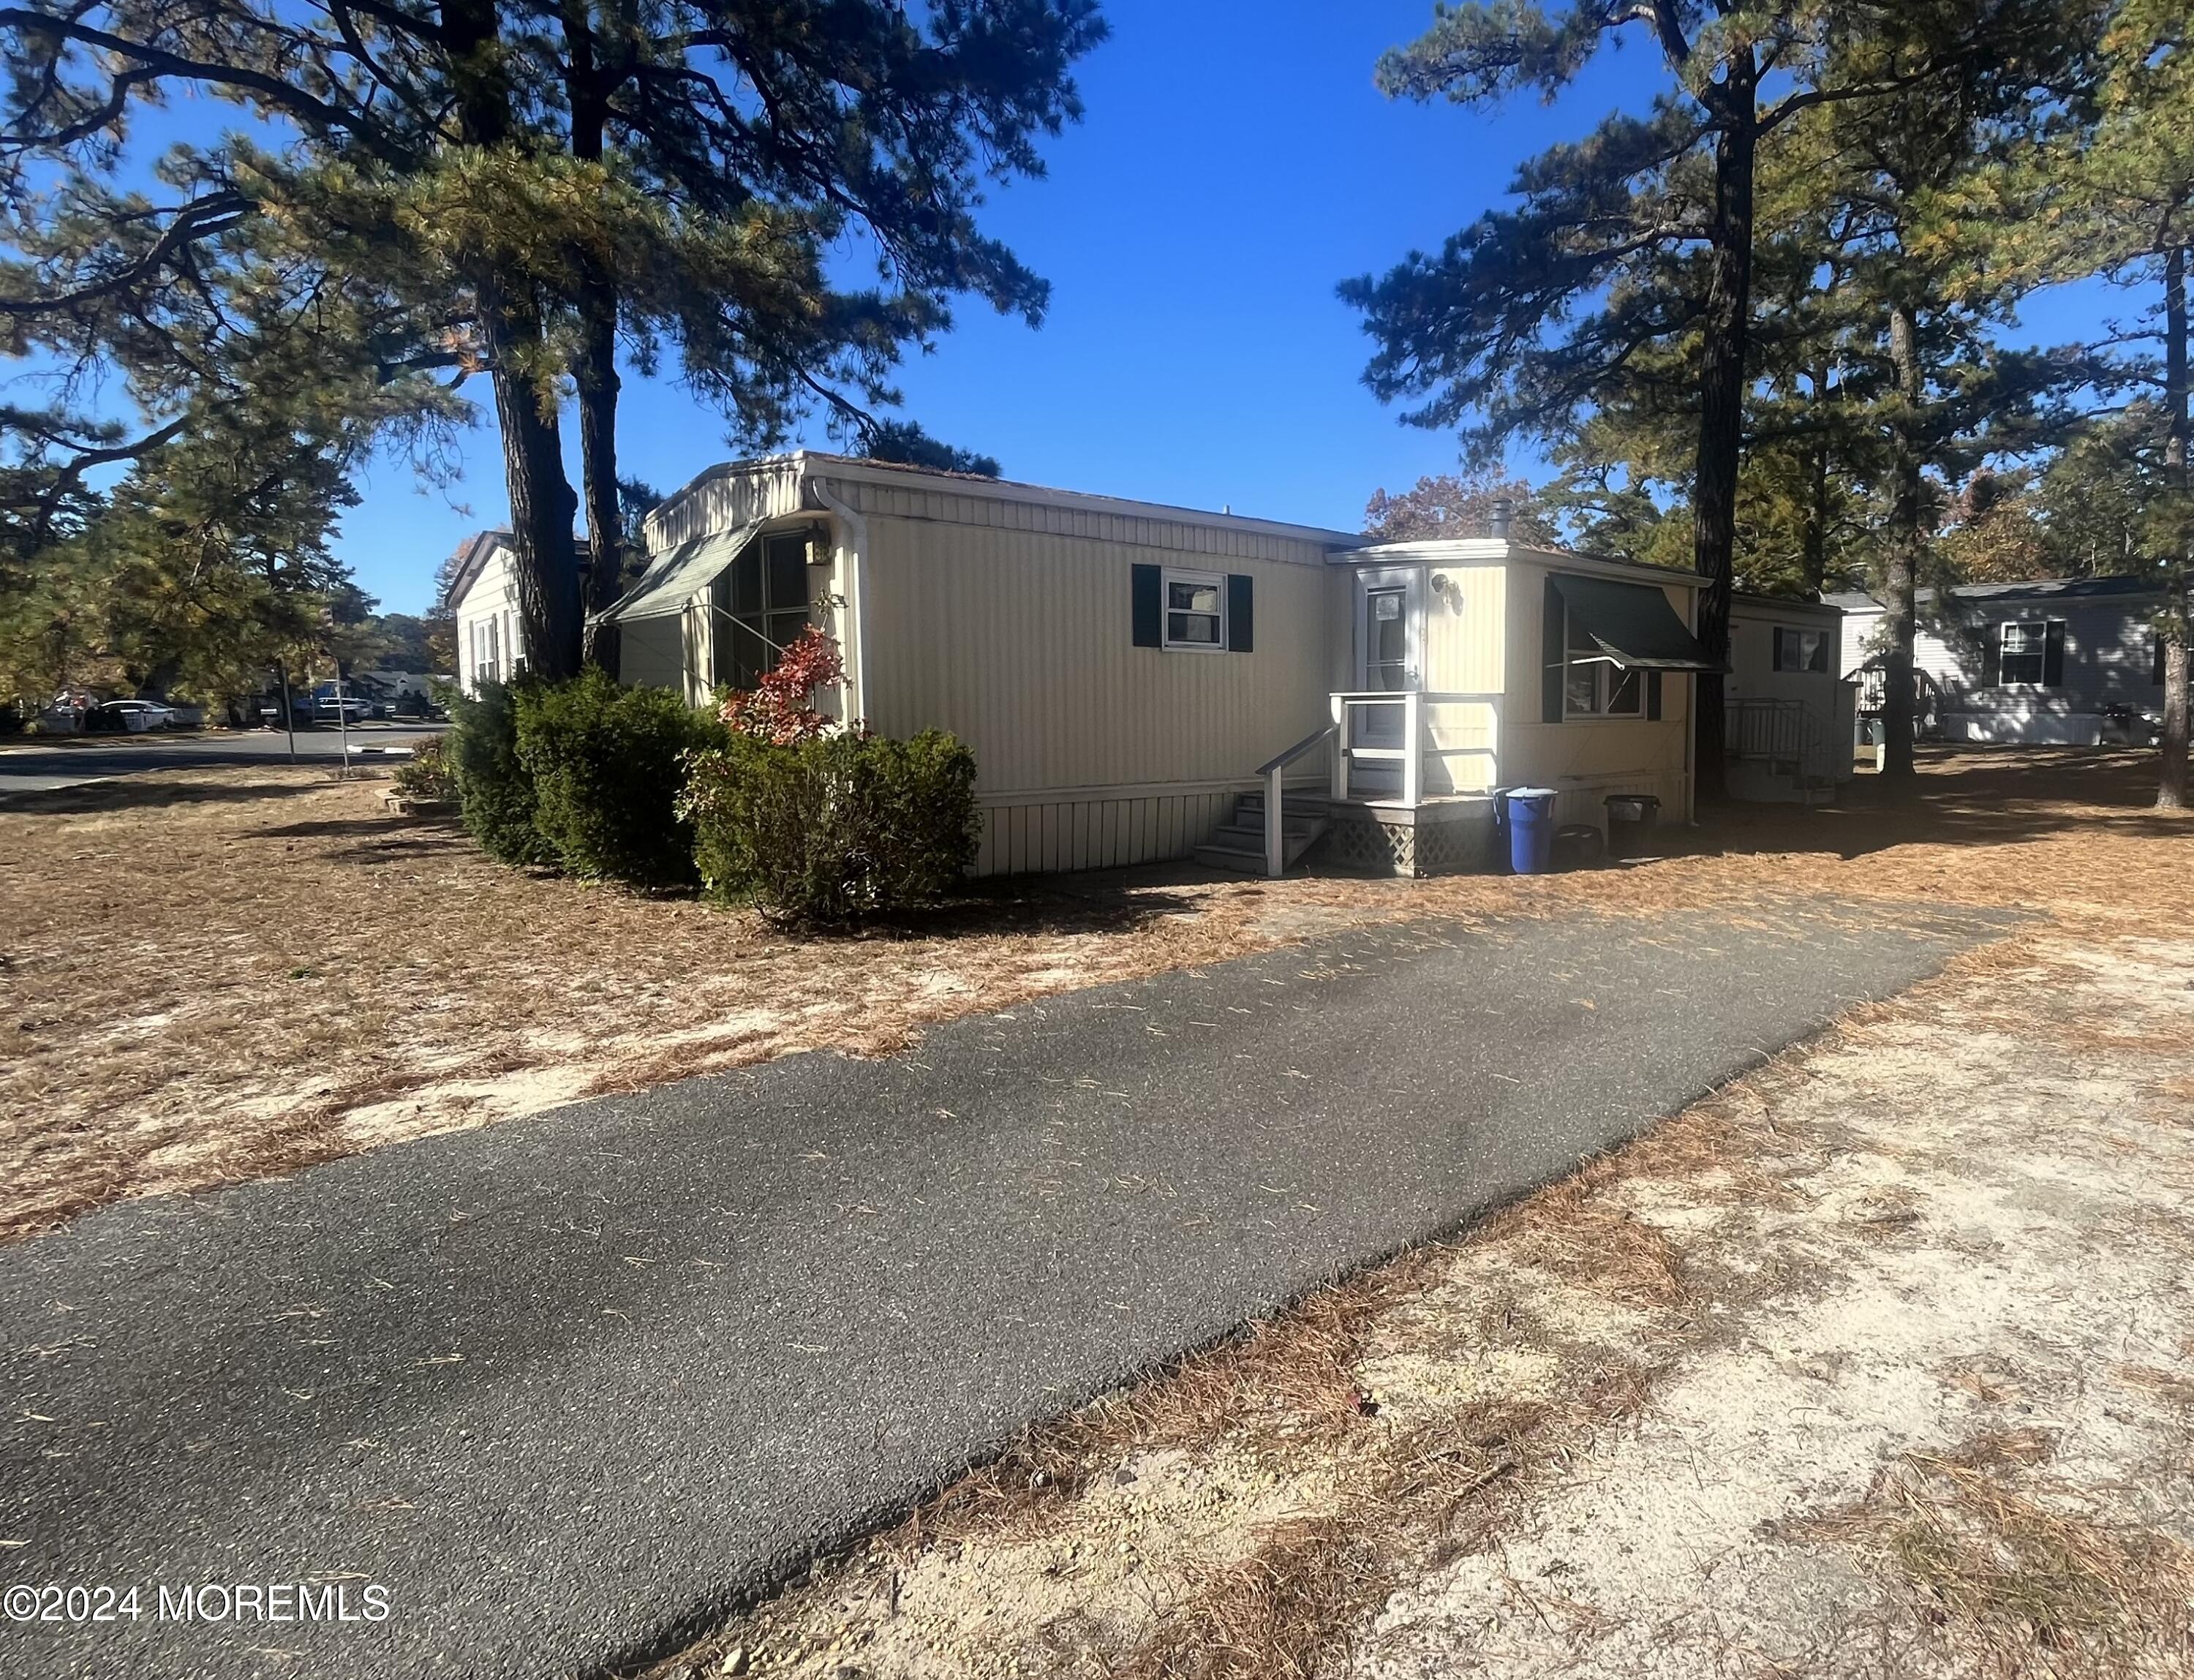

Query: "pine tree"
<box><xmin>2024</xmin><ymin>0</ymin><xmax>2193</xmax><ymax>806</ymax></box>
<box><xmin>0</xmin><ymin>0</ymin><xmax>1102</xmax><ymax>680</ymax></box>
<box><xmin>1344</xmin><ymin>1</ymin><xmax>2084</xmax><ymax>798</ymax></box>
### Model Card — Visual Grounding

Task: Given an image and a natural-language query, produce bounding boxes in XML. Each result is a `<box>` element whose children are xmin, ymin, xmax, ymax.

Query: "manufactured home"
<box><xmin>591</xmin><ymin>454</ymin><xmax>1717</xmax><ymax>878</ymax></box>
<box><xmin>1723</xmin><ymin>592</ymin><xmax>1856</xmax><ymax>802</ymax></box>
<box><xmin>1831</xmin><ymin>576</ymin><xmax>2168</xmax><ymax>746</ymax></box>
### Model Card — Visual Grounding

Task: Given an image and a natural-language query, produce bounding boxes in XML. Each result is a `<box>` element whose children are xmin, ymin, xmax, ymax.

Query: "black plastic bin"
<box><xmin>1604</xmin><ymin>793</ymin><xmax>1662</xmax><ymax>859</ymax></box>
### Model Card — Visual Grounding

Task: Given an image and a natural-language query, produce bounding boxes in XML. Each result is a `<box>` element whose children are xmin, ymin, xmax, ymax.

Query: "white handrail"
<box><xmin>1331</xmin><ymin>690</ymin><xmax>1501</xmax><ymax>804</ymax></box>
<box><xmin>1256</xmin><ymin>723</ymin><xmax>1338</xmax><ymax>878</ymax></box>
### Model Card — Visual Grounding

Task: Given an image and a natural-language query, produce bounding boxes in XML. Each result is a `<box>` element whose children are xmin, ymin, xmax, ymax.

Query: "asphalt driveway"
<box><xmin>0</xmin><ymin>897</ymin><xmax>2013</xmax><ymax>1679</ymax></box>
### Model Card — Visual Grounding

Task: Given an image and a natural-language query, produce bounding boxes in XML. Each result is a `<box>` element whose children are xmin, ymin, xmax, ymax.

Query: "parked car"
<box><xmin>315</xmin><ymin>693</ymin><xmax>374</xmax><ymax>723</ymax></box>
<box><xmin>89</xmin><ymin>699</ymin><xmax>181</xmax><ymax>733</ymax></box>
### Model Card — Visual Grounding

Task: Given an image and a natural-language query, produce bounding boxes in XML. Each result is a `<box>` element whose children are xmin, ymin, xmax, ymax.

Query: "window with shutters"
<box><xmin>1999</xmin><ymin>620</ymin><xmax>2048</xmax><ymax>685</ymax></box>
<box><xmin>720</xmin><ymin>532</ymin><xmax>814</xmax><ymax>690</ymax></box>
<box><xmin>1161</xmin><ymin>568</ymin><xmax>1226</xmax><ymax>652</ymax></box>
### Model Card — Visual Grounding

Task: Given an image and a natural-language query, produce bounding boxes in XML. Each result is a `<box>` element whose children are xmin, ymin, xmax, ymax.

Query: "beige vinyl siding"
<box><xmin>859</xmin><ymin>514</ymin><xmax>1332</xmax><ymax>794</ymax></box>
<box><xmin>856</xmin><ymin>513</ymin><xmax>1332</xmax><ymax>875</ymax></box>
<box><xmin>1422</xmin><ymin>562</ymin><xmax>1507</xmax><ymax>794</ymax></box>
<box><xmin>1498</xmin><ymin>555</ymin><xmax>1694</xmax><ymax>828</ymax></box>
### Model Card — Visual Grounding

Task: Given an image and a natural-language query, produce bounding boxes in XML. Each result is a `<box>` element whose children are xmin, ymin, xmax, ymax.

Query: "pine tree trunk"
<box><xmin>1881</xmin><ymin>302</ymin><xmax>1925</xmax><ymax>789</ymax></box>
<box><xmin>564</xmin><ymin>0</ymin><xmax>627</xmax><ymax>671</ymax></box>
<box><xmin>2160</xmin><ymin>245</ymin><xmax>2190</xmax><ymax>810</ymax></box>
<box><xmin>1803</xmin><ymin>366</ymin><xmax>1833</xmax><ymax>597</ymax></box>
<box><xmin>444</xmin><ymin>0</ymin><xmax>581</xmax><ymax>681</ymax></box>
<box><xmin>1689</xmin><ymin>61</ymin><xmax>1758</xmax><ymax>807</ymax></box>
<box><xmin>485</xmin><ymin>309</ymin><xmax>582</xmax><ymax>680</ymax></box>
<box><xmin>576</xmin><ymin>298</ymin><xmax>622</xmax><ymax>671</ymax></box>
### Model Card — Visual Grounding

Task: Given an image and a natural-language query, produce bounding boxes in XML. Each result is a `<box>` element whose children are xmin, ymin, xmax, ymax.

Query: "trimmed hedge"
<box><xmin>513</xmin><ymin>668</ymin><xmax>725</xmax><ymax>889</ymax></box>
<box><xmin>682</xmin><ymin>728</ymin><xmax>980</xmax><ymax>924</ymax></box>
<box><xmin>448</xmin><ymin>678</ymin><xmax>555</xmax><ymax>867</ymax></box>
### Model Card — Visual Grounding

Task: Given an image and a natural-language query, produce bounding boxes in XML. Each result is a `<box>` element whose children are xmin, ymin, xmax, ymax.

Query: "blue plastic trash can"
<box><xmin>1501</xmin><ymin>787</ymin><xmax>1560</xmax><ymax>875</ymax></box>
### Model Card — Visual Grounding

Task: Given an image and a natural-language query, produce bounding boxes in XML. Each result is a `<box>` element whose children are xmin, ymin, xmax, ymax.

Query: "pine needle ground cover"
<box><xmin>1</xmin><ymin>746</ymin><xmax>2185</xmax><ymax>1243</ymax></box>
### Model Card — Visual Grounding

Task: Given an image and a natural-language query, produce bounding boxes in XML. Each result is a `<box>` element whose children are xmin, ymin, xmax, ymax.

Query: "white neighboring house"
<box><xmin>592</xmin><ymin>452</ymin><xmax>1722</xmax><ymax>878</ymax></box>
<box><xmin>444</xmin><ymin>530</ymin><xmax>524</xmax><ymax>694</ymax></box>
<box><xmin>1829</xmin><ymin>576</ymin><xmax>2166</xmax><ymax>746</ymax></box>
<box><xmin>443</xmin><ymin>530</ymin><xmax>590</xmax><ymax>694</ymax></box>
<box><xmin>1723</xmin><ymin>592</ymin><xmax>1856</xmax><ymax>802</ymax></box>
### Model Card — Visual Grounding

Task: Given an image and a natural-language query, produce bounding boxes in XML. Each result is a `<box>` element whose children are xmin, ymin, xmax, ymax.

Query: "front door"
<box><xmin>1354</xmin><ymin>568</ymin><xmax>1422</xmax><ymax>692</ymax></box>
<box><xmin>1351</xmin><ymin>568</ymin><xmax>1422</xmax><ymax>796</ymax></box>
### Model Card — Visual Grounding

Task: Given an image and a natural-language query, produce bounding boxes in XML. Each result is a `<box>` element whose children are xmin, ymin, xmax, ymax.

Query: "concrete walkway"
<box><xmin>0</xmin><ymin>899</ymin><xmax>2012</xmax><ymax>1679</ymax></box>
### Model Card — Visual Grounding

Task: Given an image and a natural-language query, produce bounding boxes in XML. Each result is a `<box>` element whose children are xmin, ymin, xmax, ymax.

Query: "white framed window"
<box><xmin>1563</xmin><ymin>610</ymin><xmax>1643</xmax><ymax>718</ymax></box>
<box><xmin>1773</xmin><ymin>627</ymin><xmax>1831</xmax><ymax>674</ymax></box>
<box><xmin>720</xmin><ymin>530</ymin><xmax>815</xmax><ymax>688</ymax></box>
<box><xmin>1999</xmin><ymin>620</ymin><xmax>2046</xmax><ymax>685</ymax></box>
<box><xmin>1162</xmin><ymin>568</ymin><xmax>1226</xmax><ymax>652</ymax></box>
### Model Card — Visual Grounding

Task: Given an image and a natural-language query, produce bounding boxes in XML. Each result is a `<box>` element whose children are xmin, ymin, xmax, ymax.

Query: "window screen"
<box><xmin>722</xmin><ymin>532</ymin><xmax>813</xmax><ymax>689</ymax></box>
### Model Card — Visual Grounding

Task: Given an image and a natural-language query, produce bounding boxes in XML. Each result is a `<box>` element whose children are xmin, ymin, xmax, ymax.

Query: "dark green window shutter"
<box><xmin>2043</xmin><ymin>619</ymin><xmax>2067</xmax><ymax>687</ymax></box>
<box><xmin>1542</xmin><ymin>576</ymin><xmax>1566</xmax><ymax>723</ymax></box>
<box><xmin>1646</xmin><ymin>670</ymin><xmax>1664</xmax><ymax>720</ymax></box>
<box><xmin>1226</xmin><ymin>574</ymin><xmax>1254</xmax><ymax>652</ymax></box>
<box><xmin>1131</xmin><ymin>565</ymin><xmax>1161</xmax><ymax>647</ymax></box>
<box><xmin>1980</xmin><ymin>628</ymin><xmax>2002</xmax><ymax>686</ymax></box>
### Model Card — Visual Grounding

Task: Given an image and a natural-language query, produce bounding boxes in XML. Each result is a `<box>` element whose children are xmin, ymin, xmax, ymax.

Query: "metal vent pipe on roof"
<box><xmin>1490</xmin><ymin>497</ymin><xmax>1512</xmax><ymax>540</ymax></box>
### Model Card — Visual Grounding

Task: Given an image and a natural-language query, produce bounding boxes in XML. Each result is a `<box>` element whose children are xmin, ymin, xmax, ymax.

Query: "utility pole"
<box><xmin>335</xmin><ymin>659</ymin><xmax>353</xmax><ymax>779</ymax></box>
<box><xmin>276</xmin><ymin>661</ymin><xmax>298</xmax><ymax>765</ymax></box>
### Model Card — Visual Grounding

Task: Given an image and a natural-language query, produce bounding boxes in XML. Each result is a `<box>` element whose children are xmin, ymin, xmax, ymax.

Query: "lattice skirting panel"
<box><xmin>1314</xmin><ymin>813</ymin><xmax>1493</xmax><ymax>878</ymax></box>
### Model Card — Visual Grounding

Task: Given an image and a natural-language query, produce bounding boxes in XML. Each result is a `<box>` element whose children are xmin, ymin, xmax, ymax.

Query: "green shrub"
<box><xmin>448</xmin><ymin>678</ymin><xmax>555</xmax><ymax>867</ymax></box>
<box><xmin>514</xmin><ymin>668</ymin><xmax>725</xmax><ymax>889</ymax></box>
<box><xmin>682</xmin><ymin>728</ymin><xmax>981</xmax><ymax>924</ymax></box>
<box><xmin>392</xmin><ymin>735</ymin><xmax>457</xmax><ymax>802</ymax></box>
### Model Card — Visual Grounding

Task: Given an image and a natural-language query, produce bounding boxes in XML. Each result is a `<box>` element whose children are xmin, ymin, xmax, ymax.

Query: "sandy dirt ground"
<box><xmin>646</xmin><ymin>920</ymin><xmax>2194</xmax><ymax>1680</ymax></box>
<box><xmin>1</xmin><ymin>747</ymin><xmax>2187</xmax><ymax>1246</ymax></box>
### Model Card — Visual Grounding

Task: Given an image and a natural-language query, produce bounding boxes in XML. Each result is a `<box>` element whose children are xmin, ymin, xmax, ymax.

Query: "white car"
<box><xmin>94</xmin><ymin>699</ymin><xmax>181</xmax><ymax>733</ymax></box>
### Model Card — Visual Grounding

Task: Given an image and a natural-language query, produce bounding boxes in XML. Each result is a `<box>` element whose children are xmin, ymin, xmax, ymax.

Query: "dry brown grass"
<box><xmin>4</xmin><ymin>742</ymin><xmax>2188</xmax><ymax>1241</ymax></box>
<box><xmin>1805</xmin><ymin>1442</ymin><xmax>2194</xmax><ymax>1676</ymax></box>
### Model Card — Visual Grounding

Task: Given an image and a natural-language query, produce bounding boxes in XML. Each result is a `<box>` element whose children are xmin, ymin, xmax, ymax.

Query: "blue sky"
<box><xmin>344</xmin><ymin>1</ymin><xmax>1658</xmax><ymax>612</ymax></box>
<box><xmin>336</xmin><ymin>1</ymin><xmax>2120</xmax><ymax>614</ymax></box>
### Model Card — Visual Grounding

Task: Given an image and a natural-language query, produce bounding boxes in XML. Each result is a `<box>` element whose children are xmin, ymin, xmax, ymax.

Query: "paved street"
<box><xmin>0</xmin><ymin>899</ymin><xmax>2014</xmax><ymax>1680</ymax></box>
<box><xmin>0</xmin><ymin>726</ymin><xmax>444</xmax><ymax>796</ymax></box>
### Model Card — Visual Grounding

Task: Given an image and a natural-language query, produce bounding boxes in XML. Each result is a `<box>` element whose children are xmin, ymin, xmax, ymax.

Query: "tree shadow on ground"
<box><xmin>0</xmin><ymin>777</ymin><xmax>330</xmax><ymax>817</ymax></box>
<box><xmin>1688</xmin><ymin>746</ymin><xmax>2185</xmax><ymax>864</ymax></box>
<box><xmin>745</xmin><ymin>867</ymin><xmax>1220</xmax><ymax>946</ymax></box>
<box><xmin>253</xmin><ymin>813</ymin><xmax>425</xmax><ymax>841</ymax></box>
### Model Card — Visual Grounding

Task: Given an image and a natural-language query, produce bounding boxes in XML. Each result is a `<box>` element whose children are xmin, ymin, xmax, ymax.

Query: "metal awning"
<box><xmin>1550</xmin><ymin>573</ymin><xmax>1722</xmax><ymax>671</ymax></box>
<box><xmin>590</xmin><ymin>521</ymin><xmax>761</xmax><ymax>626</ymax></box>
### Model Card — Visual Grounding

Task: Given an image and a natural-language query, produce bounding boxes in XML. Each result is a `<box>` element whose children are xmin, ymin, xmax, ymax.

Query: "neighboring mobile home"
<box><xmin>1831</xmin><ymin>576</ymin><xmax>2168</xmax><ymax>746</ymax></box>
<box><xmin>595</xmin><ymin>454</ymin><xmax>1719</xmax><ymax>877</ymax></box>
<box><xmin>444</xmin><ymin>529</ymin><xmax>592</xmax><ymax>696</ymax></box>
<box><xmin>1723</xmin><ymin>592</ymin><xmax>1856</xmax><ymax>802</ymax></box>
